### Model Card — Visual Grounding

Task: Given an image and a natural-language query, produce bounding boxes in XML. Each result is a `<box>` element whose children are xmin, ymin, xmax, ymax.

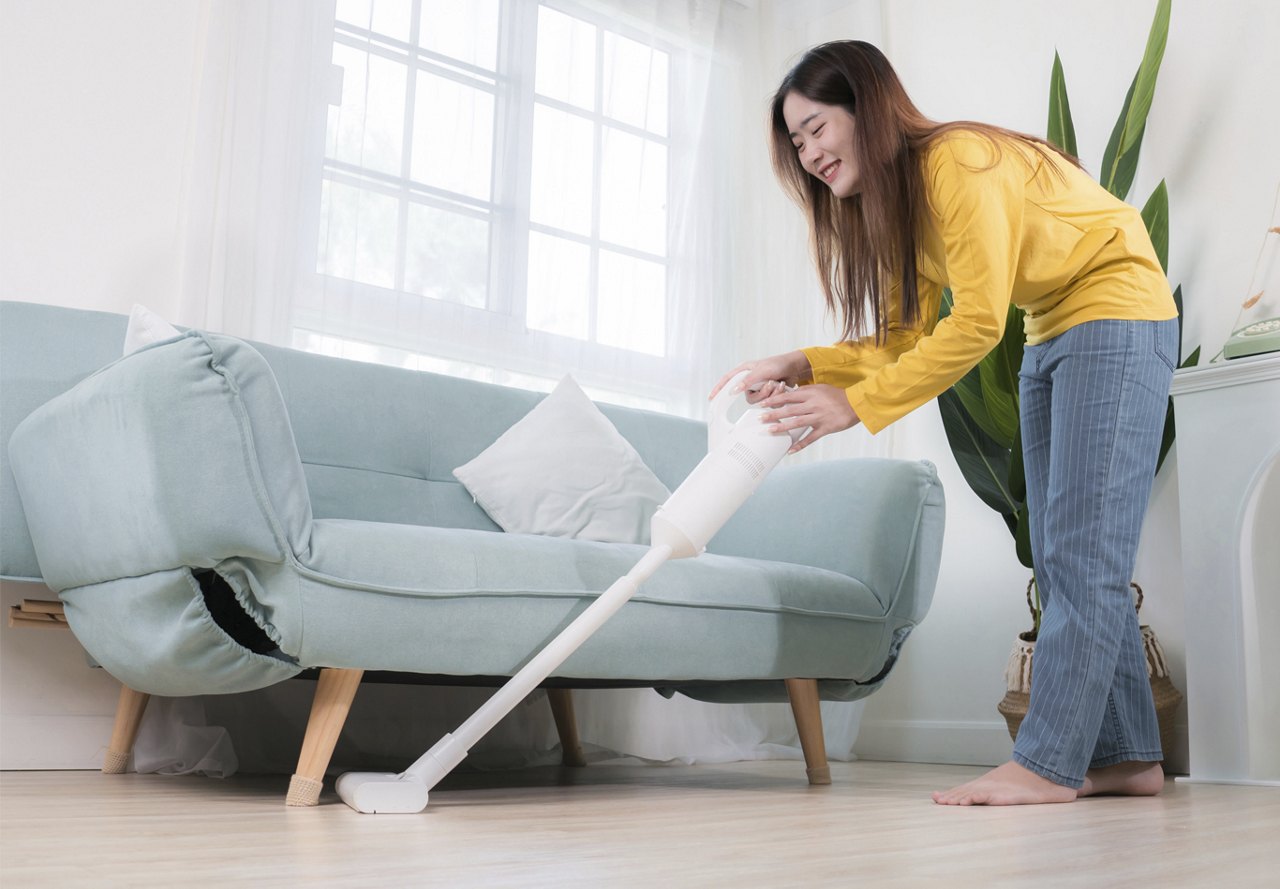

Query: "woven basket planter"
<box><xmin>996</xmin><ymin>582</ymin><xmax>1183</xmax><ymax>758</ymax></box>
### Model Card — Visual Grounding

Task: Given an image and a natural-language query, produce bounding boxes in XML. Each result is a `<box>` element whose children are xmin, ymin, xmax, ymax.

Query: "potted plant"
<box><xmin>936</xmin><ymin>0</ymin><xmax>1194</xmax><ymax>752</ymax></box>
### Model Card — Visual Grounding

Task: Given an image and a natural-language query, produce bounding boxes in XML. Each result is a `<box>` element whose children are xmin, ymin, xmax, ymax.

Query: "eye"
<box><xmin>813</xmin><ymin>124</ymin><xmax>825</xmax><ymax>136</ymax></box>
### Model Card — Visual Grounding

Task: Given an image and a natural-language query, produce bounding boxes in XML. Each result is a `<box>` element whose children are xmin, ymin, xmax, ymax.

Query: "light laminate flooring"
<box><xmin>2</xmin><ymin>760</ymin><xmax>1277</xmax><ymax>887</ymax></box>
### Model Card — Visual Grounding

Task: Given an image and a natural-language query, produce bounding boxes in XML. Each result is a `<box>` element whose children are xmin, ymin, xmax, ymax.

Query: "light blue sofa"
<box><xmin>1</xmin><ymin>300</ymin><xmax>945</xmax><ymax>804</ymax></box>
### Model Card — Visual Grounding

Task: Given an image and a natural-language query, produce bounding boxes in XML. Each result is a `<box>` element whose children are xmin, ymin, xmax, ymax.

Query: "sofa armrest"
<box><xmin>8</xmin><ymin>331</ymin><xmax>313</xmax><ymax>592</ymax></box>
<box><xmin>706</xmin><ymin>458</ymin><xmax>945</xmax><ymax>623</ymax></box>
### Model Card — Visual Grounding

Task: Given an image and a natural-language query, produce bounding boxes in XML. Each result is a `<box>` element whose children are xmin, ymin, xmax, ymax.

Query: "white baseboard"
<box><xmin>1</xmin><ymin>715</ymin><xmax>116</xmax><ymax>770</ymax></box>
<box><xmin>854</xmin><ymin>718</ymin><xmax>1014</xmax><ymax>767</ymax></box>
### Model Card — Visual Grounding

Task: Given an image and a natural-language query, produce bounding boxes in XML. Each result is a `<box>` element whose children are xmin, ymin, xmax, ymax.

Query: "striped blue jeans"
<box><xmin>1013</xmin><ymin>317</ymin><xmax>1179</xmax><ymax>787</ymax></box>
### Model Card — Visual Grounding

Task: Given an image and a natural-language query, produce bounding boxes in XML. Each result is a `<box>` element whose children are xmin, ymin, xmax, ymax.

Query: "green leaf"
<box><xmin>976</xmin><ymin>304</ymin><xmax>1025</xmax><ymax>447</ymax></box>
<box><xmin>937</xmin><ymin>388</ymin><xmax>1019</xmax><ymax>517</ymax></box>
<box><xmin>978</xmin><ymin>362</ymin><xmax>1018</xmax><ymax>447</ymax></box>
<box><xmin>938</xmin><ymin>288</ymin><xmax>1008</xmax><ymax>443</ymax></box>
<box><xmin>1100</xmin><ymin>75</ymin><xmax>1143</xmax><ymax>199</ymax></box>
<box><xmin>1008</xmin><ymin>422</ymin><xmax>1026</xmax><ymax>504</ymax></box>
<box><xmin>1007</xmin><ymin>423</ymin><xmax>1033</xmax><ymax>569</ymax></box>
<box><xmin>1155</xmin><ymin>344</ymin><xmax>1201</xmax><ymax>476</ymax></box>
<box><xmin>1047</xmin><ymin>51</ymin><xmax>1078</xmax><ymax>157</ymax></box>
<box><xmin>1014</xmin><ymin>508</ymin><xmax>1035</xmax><ymax>571</ymax></box>
<box><xmin>1100</xmin><ymin>0</ymin><xmax>1171</xmax><ymax>198</ymax></box>
<box><xmin>1141</xmin><ymin>180</ymin><xmax>1170</xmax><ymax>274</ymax></box>
<box><xmin>1156</xmin><ymin>399</ymin><xmax>1176</xmax><ymax>476</ymax></box>
<box><xmin>1122</xmin><ymin>0</ymin><xmax>1172</xmax><ymax>156</ymax></box>
<box><xmin>954</xmin><ymin>364</ymin><xmax>1006</xmax><ymax>444</ymax></box>
<box><xmin>1172</xmin><ymin>283</ymin><xmax>1185</xmax><ymax>361</ymax></box>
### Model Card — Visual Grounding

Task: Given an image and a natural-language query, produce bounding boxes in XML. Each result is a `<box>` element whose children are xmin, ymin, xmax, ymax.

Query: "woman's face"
<box><xmin>782</xmin><ymin>91</ymin><xmax>860</xmax><ymax>198</ymax></box>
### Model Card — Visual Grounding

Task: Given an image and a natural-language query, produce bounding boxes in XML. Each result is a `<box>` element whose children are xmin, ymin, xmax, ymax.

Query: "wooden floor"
<box><xmin>2</xmin><ymin>761</ymin><xmax>1277</xmax><ymax>887</ymax></box>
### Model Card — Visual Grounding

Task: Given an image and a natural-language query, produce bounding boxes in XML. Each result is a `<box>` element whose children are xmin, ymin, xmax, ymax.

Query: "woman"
<box><xmin>712</xmin><ymin>41</ymin><xmax>1178</xmax><ymax>805</ymax></box>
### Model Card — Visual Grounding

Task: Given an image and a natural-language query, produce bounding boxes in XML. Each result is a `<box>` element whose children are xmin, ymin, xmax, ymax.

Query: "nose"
<box><xmin>801</xmin><ymin>143</ymin><xmax>823</xmax><ymax>171</ymax></box>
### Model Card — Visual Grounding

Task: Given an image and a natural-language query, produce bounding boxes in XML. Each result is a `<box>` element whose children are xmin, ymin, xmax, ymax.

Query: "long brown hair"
<box><xmin>769</xmin><ymin>41</ymin><xmax>1080</xmax><ymax>343</ymax></box>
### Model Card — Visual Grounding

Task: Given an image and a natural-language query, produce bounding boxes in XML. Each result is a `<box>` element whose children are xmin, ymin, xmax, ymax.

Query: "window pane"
<box><xmin>603</xmin><ymin>32</ymin><xmax>668</xmax><ymax>136</ymax></box>
<box><xmin>535</xmin><ymin>6</ymin><xmax>596</xmax><ymax>110</ymax></box>
<box><xmin>335</xmin><ymin>0</ymin><xmax>411</xmax><ymax>41</ymax></box>
<box><xmin>411</xmin><ymin>72</ymin><xmax>494</xmax><ymax>200</ymax></box>
<box><xmin>527</xmin><ymin>232</ymin><xmax>590</xmax><ymax>340</ymax></box>
<box><xmin>530</xmin><ymin>104</ymin><xmax>594</xmax><ymax>236</ymax></box>
<box><xmin>600</xmin><ymin>128</ymin><xmax>666</xmax><ymax>255</ymax></box>
<box><xmin>597</xmin><ymin>251</ymin><xmax>665</xmax><ymax>356</ymax></box>
<box><xmin>405</xmin><ymin>205</ymin><xmax>489</xmax><ymax>307</ymax></box>
<box><xmin>317</xmin><ymin>180</ymin><xmax>399</xmax><ymax>289</ymax></box>
<box><xmin>327</xmin><ymin>45</ymin><xmax>407</xmax><ymax>175</ymax></box>
<box><xmin>420</xmin><ymin>0</ymin><xmax>499</xmax><ymax>70</ymax></box>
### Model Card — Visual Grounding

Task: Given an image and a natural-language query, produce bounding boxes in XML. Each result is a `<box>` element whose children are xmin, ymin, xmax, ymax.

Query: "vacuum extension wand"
<box><xmin>336</xmin><ymin>372</ymin><xmax>806</xmax><ymax>813</ymax></box>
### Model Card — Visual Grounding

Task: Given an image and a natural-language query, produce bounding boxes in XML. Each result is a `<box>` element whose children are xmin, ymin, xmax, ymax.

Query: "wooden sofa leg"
<box><xmin>785</xmin><ymin>678</ymin><xmax>831</xmax><ymax>786</ymax></box>
<box><xmin>103</xmin><ymin>685</ymin><xmax>151</xmax><ymax>774</ymax></box>
<box><xmin>546</xmin><ymin>688</ymin><xmax>588</xmax><ymax>767</ymax></box>
<box><xmin>287</xmin><ymin>668</ymin><xmax>364</xmax><ymax>807</ymax></box>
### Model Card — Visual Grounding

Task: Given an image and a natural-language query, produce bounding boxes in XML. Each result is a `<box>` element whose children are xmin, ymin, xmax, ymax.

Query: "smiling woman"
<box><xmin>715</xmin><ymin>38</ymin><xmax>1180</xmax><ymax>806</ymax></box>
<box><xmin>783</xmin><ymin>94</ymin><xmax>861</xmax><ymax>199</ymax></box>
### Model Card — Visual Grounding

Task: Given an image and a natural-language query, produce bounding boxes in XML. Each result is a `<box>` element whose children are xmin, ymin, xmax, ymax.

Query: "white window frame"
<box><xmin>295</xmin><ymin>0</ymin><xmax>697</xmax><ymax>406</ymax></box>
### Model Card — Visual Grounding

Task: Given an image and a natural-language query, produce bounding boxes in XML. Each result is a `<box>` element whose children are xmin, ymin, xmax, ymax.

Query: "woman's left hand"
<box><xmin>759</xmin><ymin>384</ymin><xmax>861</xmax><ymax>453</ymax></box>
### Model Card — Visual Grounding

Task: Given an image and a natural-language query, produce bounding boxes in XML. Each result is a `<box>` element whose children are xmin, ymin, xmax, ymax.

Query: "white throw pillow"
<box><xmin>123</xmin><ymin>303</ymin><xmax>182</xmax><ymax>355</ymax></box>
<box><xmin>453</xmin><ymin>375</ymin><xmax>670</xmax><ymax>544</ymax></box>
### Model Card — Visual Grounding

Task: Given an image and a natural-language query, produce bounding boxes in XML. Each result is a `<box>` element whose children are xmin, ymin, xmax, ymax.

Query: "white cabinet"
<box><xmin>1169</xmin><ymin>353</ymin><xmax>1280</xmax><ymax>785</ymax></box>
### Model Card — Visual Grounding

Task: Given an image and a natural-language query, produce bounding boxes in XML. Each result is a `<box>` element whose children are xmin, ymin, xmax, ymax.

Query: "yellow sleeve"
<box><xmin>801</xmin><ymin>277</ymin><xmax>933</xmax><ymax>393</ymax></box>
<box><xmin>822</xmin><ymin>137</ymin><xmax>1023</xmax><ymax>434</ymax></box>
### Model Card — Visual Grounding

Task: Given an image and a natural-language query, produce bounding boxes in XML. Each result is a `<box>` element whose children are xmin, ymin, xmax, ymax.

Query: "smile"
<box><xmin>819</xmin><ymin>159</ymin><xmax>841</xmax><ymax>182</ymax></box>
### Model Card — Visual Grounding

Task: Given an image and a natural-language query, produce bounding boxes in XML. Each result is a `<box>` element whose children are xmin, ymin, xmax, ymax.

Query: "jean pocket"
<box><xmin>1152</xmin><ymin>321</ymin><xmax>1178</xmax><ymax>372</ymax></box>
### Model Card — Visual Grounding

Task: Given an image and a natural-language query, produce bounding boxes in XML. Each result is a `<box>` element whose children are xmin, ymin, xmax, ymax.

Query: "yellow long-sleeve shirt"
<box><xmin>800</xmin><ymin>130</ymin><xmax>1178</xmax><ymax>434</ymax></box>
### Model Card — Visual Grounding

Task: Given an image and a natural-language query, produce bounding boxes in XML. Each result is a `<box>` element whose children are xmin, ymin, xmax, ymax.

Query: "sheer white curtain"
<box><xmin>174</xmin><ymin>0</ymin><xmax>332</xmax><ymax>342</ymax></box>
<box><xmin>140</xmin><ymin>0</ymin><xmax>885</xmax><ymax>776</ymax></box>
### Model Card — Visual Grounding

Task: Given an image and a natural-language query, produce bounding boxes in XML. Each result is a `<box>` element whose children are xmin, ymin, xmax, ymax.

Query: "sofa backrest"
<box><xmin>250</xmin><ymin>340</ymin><xmax>709</xmax><ymax>536</ymax></box>
<box><xmin>0</xmin><ymin>301</ymin><xmax>709</xmax><ymax>583</ymax></box>
<box><xmin>1</xmin><ymin>302</ymin><xmax>132</xmax><ymax>582</ymax></box>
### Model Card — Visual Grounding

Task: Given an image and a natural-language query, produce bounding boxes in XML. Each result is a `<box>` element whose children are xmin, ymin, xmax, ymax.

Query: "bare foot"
<box><xmin>932</xmin><ymin>761</ymin><xmax>1077</xmax><ymax>806</ymax></box>
<box><xmin>1078</xmin><ymin>761</ymin><xmax>1164</xmax><ymax>798</ymax></box>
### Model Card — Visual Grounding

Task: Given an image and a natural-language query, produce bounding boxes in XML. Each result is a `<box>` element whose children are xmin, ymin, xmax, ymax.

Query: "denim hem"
<box><xmin>1012</xmin><ymin>751</ymin><xmax>1085</xmax><ymax>789</ymax></box>
<box><xmin>1088</xmin><ymin>751</ymin><xmax>1164</xmax><ymax>770</ymax></box>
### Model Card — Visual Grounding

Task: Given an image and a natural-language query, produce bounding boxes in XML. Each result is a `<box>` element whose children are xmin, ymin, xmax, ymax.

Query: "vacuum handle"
<box><xmin>400</xmin><ymin>544</ymin><xmax>674</xmax><ymax>789</ymax></box>
<box><xmin>707</xmin><ymin>370</ymin><xmax>748</xmax><ymax>451</ymax></box>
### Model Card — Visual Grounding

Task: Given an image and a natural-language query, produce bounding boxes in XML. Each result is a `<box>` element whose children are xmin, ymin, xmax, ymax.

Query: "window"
<box><xmin>295</xmin><ymin>0</ymin><xmax>694</xmax><ymax>410</ymax></box>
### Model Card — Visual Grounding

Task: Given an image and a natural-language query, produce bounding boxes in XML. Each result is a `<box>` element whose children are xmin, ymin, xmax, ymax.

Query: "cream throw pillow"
<box><xmin>453</xmin><ymin>376</ymin><xmax>670</xmax><ymax>544</ymax></box>
<box><xmin>123</xmin><ymin>303</ymin><xmax>182</xmax><ymax>355</ymax></box>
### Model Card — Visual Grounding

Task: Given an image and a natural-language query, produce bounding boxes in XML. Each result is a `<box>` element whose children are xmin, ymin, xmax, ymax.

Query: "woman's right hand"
<box><xmin>708</xmin><ymin>351</ymin><xmax>813</xmax><ymax>404</ymax></box>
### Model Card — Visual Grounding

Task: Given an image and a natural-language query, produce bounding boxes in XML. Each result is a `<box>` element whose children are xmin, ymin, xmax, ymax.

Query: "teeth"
<box><xmin>820</xmin><ymin>160</ymin><xmax>839</xmax><ymax>179</ymax></box>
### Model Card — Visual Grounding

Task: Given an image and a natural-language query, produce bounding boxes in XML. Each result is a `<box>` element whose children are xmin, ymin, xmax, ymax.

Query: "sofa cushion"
<box><xmin>8</xmin><ymin>332</ymin><xmax>314</xmax><ymax>591</ymax></box>
<box><xmin>452</xmin><ymin>375</ymin><xmax>670</xmax><ymax>544</ymax></box>
<box><xmin>266</xmin><ymin>518</ymin><xmax>892</xmax><ymax>684</ymax></box>
<box><xmin>60</xmin><ymin>568</ymin><xmax>302</xmax><ymax>697</ymax></box>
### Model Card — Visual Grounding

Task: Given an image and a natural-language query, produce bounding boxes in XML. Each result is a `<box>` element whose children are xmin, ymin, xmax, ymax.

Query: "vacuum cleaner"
<box><xmin>336</xmin><ymin>372</ymin><xmax>807</xmax><ymax>813</ymax></box>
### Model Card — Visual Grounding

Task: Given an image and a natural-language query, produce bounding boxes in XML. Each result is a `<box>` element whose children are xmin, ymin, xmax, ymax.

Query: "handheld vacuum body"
<box><xmin>337</xmin><ymin>373</ymin><xmax>803</xmax><ymax>813</ymax></box>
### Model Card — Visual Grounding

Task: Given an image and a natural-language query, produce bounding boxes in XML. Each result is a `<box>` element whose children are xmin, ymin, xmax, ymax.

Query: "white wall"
<box><xmin>2</xmin><ymin>0</ymin><xmax>1276</xmax><ymax>772</ymax></box>
<box><xmin>0</xmin><ymin>0</ymin><xmax>203</xmax><ymax>767</ymax></box>
<box><xmin>0</xmin><ymin>0</ymin><xmax>201</xmax><ymax>317</ymax></box>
